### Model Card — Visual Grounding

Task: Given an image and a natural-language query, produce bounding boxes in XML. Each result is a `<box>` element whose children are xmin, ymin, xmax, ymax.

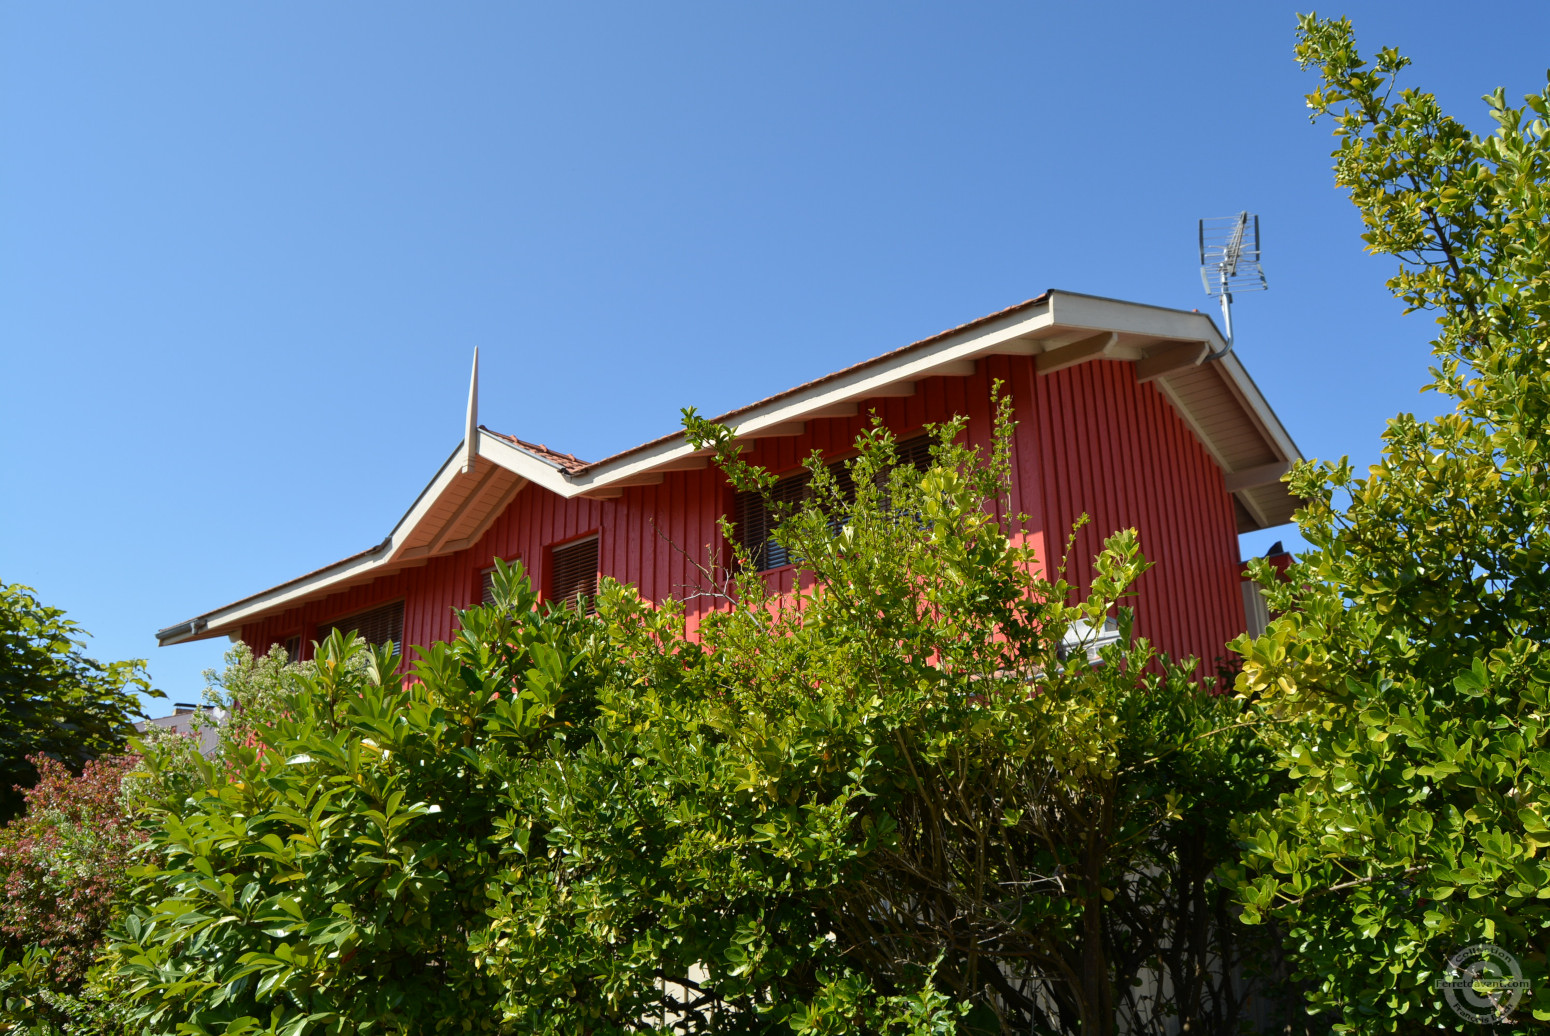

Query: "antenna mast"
<box><xmin>1198</xmin><ymin>211</ymin><xmax>1267</xmax><ymax>361</ymax></box>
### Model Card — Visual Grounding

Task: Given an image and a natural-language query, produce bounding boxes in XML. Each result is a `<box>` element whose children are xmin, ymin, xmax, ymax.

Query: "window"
<box><xmin>479</xmin><ymin>562</ymin><xmax>509</xmax><ymax>607</ymax></box>
<box><xmin>735</xmin><ymin>434</ymin><xmax>936</xmax><ymax>572</ymax></box>
<box><xmin>281</xmin><ymin>635</ymin><xmax>302</xmax><ymax>663</ymax></box>
<box><xmin>894</xmin><ymin>434</ymin><xmax>935</xmax><ymax>476</ymax></box>
<box><xmin>478</xmin><ymin>557</ymin><xmax>527</xmax><ymax>607</ymax></box>
<box><xmin>736</xmin><ymin>470</ymin><xmax>810</xmax><ymax>571</ymax></box>
<box><xmin>548</xmin><ymin>536</ymin><xmax>599</xmax><ymax>614</ymax></box>
<box><xmin>316</xmin><ymin>600</ymin><xmax>405</xmax><ymax>650</ymax></box>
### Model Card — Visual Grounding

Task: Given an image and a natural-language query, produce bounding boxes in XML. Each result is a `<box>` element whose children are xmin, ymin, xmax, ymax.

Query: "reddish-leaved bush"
<box><xmin>0</xmin><ymin>753</ymin><xmax>143</xmax><ymax>985</ymax></box>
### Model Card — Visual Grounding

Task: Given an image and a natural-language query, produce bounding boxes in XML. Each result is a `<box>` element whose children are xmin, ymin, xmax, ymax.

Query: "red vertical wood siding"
<box><xmin>1021</xmin><ymin>359</ymin><xmax>1242</xmax><ymax>675</ymax></box>
<box><xmin>242</xmin><ymin>360</ymin><xmax>1244</xmax><ymax>677</ymax></box>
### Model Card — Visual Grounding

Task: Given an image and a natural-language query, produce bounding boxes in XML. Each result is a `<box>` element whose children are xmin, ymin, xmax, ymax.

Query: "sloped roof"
<box><xmin>483</xmin><ymin>431</ymin><xmax>589</xmax><ymax>474</ymax></box>
<box><xmin>156</xmin><ymin>290</ymin><xmax>1303</xmax><ymax>646</ymax></box>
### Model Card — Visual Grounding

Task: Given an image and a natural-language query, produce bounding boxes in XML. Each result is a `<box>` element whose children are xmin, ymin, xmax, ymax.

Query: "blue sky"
<box><xmin>3</xmin><ymin>2</ymin><xmax>1546</xmax><ymax>708</ymax></box>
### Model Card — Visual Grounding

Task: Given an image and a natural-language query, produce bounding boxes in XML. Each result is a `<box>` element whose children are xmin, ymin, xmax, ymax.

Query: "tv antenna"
<box><xmin>1198</xmin><ymin>211</ymin><xmax>1266</xmax><ymax>361</ymax></box>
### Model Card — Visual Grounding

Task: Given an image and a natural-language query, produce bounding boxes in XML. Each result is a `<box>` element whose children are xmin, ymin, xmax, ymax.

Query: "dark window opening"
<box><xmin>479</xmin><ymin>564</ymin><xmax>501</xmax><ymax>607</ymax></box>
<box><xmin>479</xmin><ymin>557</ymin><xmax>523</xmax><ymax>607</ymax></box>
<box><xmin>735</xmin><ymin>434</ymin><xmax>936</xmax><ymax>572</ymax></box>
<box><xmin>549</xmin><ymin>537</ymin><xmax>599</xmax><ymax>614</ymax></box>
<box><xmin>281</xmin><ymin>635</ymin><xmax>302</xmax><ymax>663</ymax></box>
<box><xmin>316</xmin><ymin>600</ymin><xmax>405</xmax><ymax>651</ymax></box>
<box><xmin>736</xmin><ymin>470</ymin><xmax>809</xmax><ymax>571</ymax></box>
<box><xmin>893</xmin><ymin>434</ymin><xmax>935</xmax><ymax>477</ymax></box>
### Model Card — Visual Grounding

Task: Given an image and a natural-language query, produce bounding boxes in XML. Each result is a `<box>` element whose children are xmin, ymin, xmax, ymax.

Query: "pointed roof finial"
<box><xmin>461</xmin><ymin>347</ymin><xmax>479</xmax><ymax>474</ymax></box>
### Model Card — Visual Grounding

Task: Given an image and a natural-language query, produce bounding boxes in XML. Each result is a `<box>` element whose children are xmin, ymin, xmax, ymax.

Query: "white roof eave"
<box><xmin>158</xmin><ymin>291</ymin><xmax>1304</xmax><ymax>645</ymax></box>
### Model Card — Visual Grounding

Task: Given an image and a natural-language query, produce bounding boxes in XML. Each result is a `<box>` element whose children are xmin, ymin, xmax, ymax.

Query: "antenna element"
<box><xmin>1198</xmin><ymin>212</ymin><xmax>1267</xmax><ymax>361</ymax></box>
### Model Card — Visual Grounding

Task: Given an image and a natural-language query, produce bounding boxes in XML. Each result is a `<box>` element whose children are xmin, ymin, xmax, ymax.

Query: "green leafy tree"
<box><xmin>473</xmin><ymin>402</ymin><xmax>1280</xmax><ymax>1035</ymax></box>
<box><xmin>1233</xmin><ymin>15</ymin><xmax>1550</xmax><ymax>1031</ymax></box>
<box><xmin>109</xmin><ymin>404</ymin><xmax>1278</xmax><ymax>1035</ymax></box>
<box><xmin>0</xmin><ymin>582</ymin><xmax>155</xmax><ymax>821</ymax></box>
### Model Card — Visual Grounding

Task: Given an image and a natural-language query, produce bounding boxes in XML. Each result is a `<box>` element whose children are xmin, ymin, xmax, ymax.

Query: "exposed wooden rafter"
<box><xmin>858</xmin><ymin>381</ymin><xmax>917</xmax><ymax>398</ymax></box>
<box><xmin>1035</xmin><ymin>332</ymin><xmax>1118</xmax><ymax>375</ymax></box>
<box><xmin>439</xmin><ymin>476</ymin><xmax>529</xmax><ymax>554</ymax></box>
<box><xmin>926</xmin><ymin>359</ymin><xmax>977</xmax><ymax>378</ymax></box>
<box><xmin>806</xmin><ymin>402</ymin><xmax>861</xmax><ymax>419</ymax></box>
<box><xmin>608</xmin><ymin>471</ymin><xmax>666</xmax><ymax>487</ymax></box>
<box><xmin>1136</xmin><ymin>341</ymin><xmax>1208</xmax><ymax>383</ymax></box>
<box><xmin>424</xmin><ymin>466</ymin><xmax>504</xmax><ymax>556</ymax></box>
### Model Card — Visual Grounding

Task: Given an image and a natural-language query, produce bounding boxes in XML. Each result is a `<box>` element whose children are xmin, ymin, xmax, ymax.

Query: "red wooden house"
<box><xmin>157</xmin><ymin>291</ymin><xmax>1301</xmax><ymax>673</ymax></box>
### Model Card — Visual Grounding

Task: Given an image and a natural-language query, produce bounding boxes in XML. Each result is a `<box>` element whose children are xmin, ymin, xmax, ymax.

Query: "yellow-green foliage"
<box><xmin>107</xmin><ymin>404</ymin><xmax>1272</xmax><ymax>1036</ymax></box>
<box><xmin>1231</xmin><ymin>15</ymin><xmax>1550</xmax><ymax>1032</ymax></box>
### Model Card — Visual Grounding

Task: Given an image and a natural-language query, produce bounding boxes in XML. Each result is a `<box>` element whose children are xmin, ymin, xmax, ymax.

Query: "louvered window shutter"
<box><xmin>870</xmin><ymin>434</ymin><xmax>937</xmax><ymax>514</ymax></box>
<box><xmin>733</xmin><ymin>437</ymin><xmax>937</xmax><ymax>573</ymax></box>
<box><xmin>480</xmin><ymin>558</ymin><xmax>522</xmax><ymax>607</ymax></box>
<box><xmin>316</xmin><ymin>600</ymin><xmax>404</xmax><ymax>651</ymax></box>
<box><xmin>737</xmin><ymin>487</ymin><xmax>772</xmax><ymax>569</ymax></box>
<box><xmin>736</xmin><ymin>471</ymin><xmax>809</xmax><ymax>571</ymax></box>
<box><xmin>822</xmin><ymin>462</ymin><xmax>856</xmax><ymax>536</ymax></box>
<box><xmin>549</xmin><ymin>537</ymin><xmax>598</xmax><ymax>614</ymax></box>
<box><xmin>895</xmin><ymin>434</ymin><xmax>935</xmax><ymax>475</ymax></box>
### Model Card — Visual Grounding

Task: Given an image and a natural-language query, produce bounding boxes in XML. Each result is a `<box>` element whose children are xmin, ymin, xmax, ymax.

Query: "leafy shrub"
<box><xmin>107</xmin><ymin>403</ymin><xmax>1277</xmax><ymax>1036</ymax></box>
<box><xmin>466</xmin><ymin>403</ymin><xmax>1279</xmax><ymax>1035</ymax></box>
<box><xmin>199</xmin><ymin>642</ymin><xmax>311</xmax><ymax>760</ymax></box>
<box><xmin>112</xmin><ymin>578</ymin><xmax>603</xmax><ymax>1034</ymax></box>
<box><xmin>0</xmin><ymin>754</ymin><xmax>145</xmax><ymax>1036</ymax></box>
<box><xmin>0</xmin><ymin>754</ymin><xmax>143</xmax><ymax>988</ymax></box>
<box><xmin>129</xmin><ymin>643</ymin><xmax>312</xmax><ymax>805</ymax></box>
<box><xmin>0</xmin><ymin>944</ymin><xmax>139</xmax><ymax>1036</ymax></box>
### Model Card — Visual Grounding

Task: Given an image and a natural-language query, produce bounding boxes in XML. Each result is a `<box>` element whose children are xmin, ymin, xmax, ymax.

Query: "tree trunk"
<box><xmin>1080</xmin><ymin>829</ymin><xmax>1115</xmax><ymax>1036</ymax></box>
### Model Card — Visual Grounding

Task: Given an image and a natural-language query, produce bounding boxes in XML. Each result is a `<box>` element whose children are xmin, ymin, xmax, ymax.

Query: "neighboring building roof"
<box><xmin>157</xmin><ymin>290</ymin><xmax>1304</xmax><ymax>647</ymax></box>
<box><xmin>135</xmin><ymin>706</ymin><xmax>224</xmax><ymax>756</ymax></box>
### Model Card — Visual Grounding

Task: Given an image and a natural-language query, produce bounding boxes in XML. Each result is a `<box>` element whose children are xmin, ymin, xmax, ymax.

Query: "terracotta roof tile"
<box><xmin>480</xmin><ymin>429</ymin><xmax>590</xmax><ymax>473</ymax></box>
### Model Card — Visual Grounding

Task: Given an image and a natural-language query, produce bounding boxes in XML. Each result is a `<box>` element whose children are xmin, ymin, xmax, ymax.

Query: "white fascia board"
<box><xmin>385</xmin><ymin>447</ymin><xmax>474</xmax><ymax>560</ymax></box>
<box><xmin>565</xmin><ymin>303</ymin><xmax>1059</xmax><ymax>493</ymax></box>
<box><xmin>475</xmin><ymin>431</ymin><xmax>581</xmax><ymax>495</ymax></box>
<box><xmin>1214</xmin><ymin>350</ymin><xmax>1303</xmax><ymax>464</ymax></box>
<box><xmin>1045</xmin><ymin>292</ymin><xmax>1223</xmax><ymax>344</ymax></box>
<box><xmin>175</xmin><ymin>544</ymin><xmax>396</xmax><ymax>641</ymax></box>
<box><xmin>169</xmin><ymin>442</ymin><xmax>513</xmax><ymax>640</ymax></box>
<box><xmin>156</xmin><ymin>624</ymin><xmax>201</xmax><ymax>647</ymax></box>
